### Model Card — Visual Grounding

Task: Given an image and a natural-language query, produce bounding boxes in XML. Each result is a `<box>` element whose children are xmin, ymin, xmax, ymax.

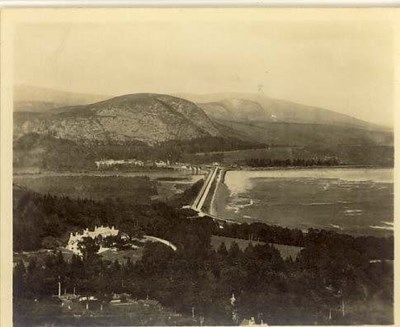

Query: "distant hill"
<box><xmin>14</xmin><ymin>85</ymin><xmax>110</xmax><ymax>113</ymax></box>
<box><xmin>14</xmin><ymin>93</ymin><xmax>223</xmax><ymax>145</ymax></box>
<box><xmin>13</xmin><ymin>89</ymin><xmax>393</xmax><ymax>169</ymax></box>
<box><xmin>177</xmin><ymin>93</ymin><xmax>390</xmax><ymax>131</ymax></box>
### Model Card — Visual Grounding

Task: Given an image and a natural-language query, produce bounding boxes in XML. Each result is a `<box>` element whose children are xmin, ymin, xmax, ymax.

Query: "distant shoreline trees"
<box><xmin>245</xmin><ymin>157</ymin><xmax>340</xmax><ymax>167</ymax></box>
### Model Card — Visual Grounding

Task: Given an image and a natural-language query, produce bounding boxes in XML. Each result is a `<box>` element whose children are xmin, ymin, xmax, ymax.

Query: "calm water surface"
<box><xmin>218</xmin><ymin>168</ymin><xmax>394</xmax><ymax>237</ymax></box>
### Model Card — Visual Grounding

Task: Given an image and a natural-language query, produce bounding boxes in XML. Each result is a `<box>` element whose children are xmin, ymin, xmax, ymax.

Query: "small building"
<box><xmin>155</xmin><ymin>160</ymin><xmax>168</xmax><ymax>168</ymax></box>
<box><xmin>241</xmin><ymin>317</ymin><xmax>256</xmax><ymax>325</ymax></box>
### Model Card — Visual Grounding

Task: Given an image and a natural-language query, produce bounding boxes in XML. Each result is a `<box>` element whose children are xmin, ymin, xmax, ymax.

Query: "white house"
<box><xmin>66</xmin><ymin>225</ymin><xmax>119</xmax><ymax>255</ymax></box>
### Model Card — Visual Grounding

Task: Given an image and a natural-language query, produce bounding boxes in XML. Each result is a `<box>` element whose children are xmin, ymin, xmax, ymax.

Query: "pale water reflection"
<box><xmin>219</xmin><ymin>168</ymin><xmax>394</xmax><ymax>237</ymax></box>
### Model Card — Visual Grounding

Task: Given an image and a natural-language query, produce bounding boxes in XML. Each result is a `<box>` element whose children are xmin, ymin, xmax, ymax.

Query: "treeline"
<box><xmin>154</xmin><ymin>137</ymin><xmax>263</xmax><ymax>160</ymax></box>
<box><xmin>14</xmin><ymin>217</ymin><xmax>393</xmax><ymax>325</ymax></box>
<box><xmin>213</xmin><ymin>222</ymin><xmax>394</xmax><ymax>261</ymax></box>
<box><xmin>170</xmin><ymin>179</ymin><xmax>204</xmax><ymax>208</ymax></box>
<box><xmin>13</xmin><ymin>178</ymin><xmax>205</xmax><ymax>252</ymax></box>
<box><xmin>14</xmin><ymin>133</ymin><xmax>265</xmax><ymax>171</ymax></box>
<box><xmin>245</xmin><ymin>157</ymin><xmax>340</xmax><ymax>167</ymax></box>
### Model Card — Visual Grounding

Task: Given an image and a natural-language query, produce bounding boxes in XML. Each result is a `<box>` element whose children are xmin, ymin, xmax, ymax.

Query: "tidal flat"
<box><xmin>215</xmin><ymin>168</ymin><xmax>394</xmax><ymax>237</ymax></box>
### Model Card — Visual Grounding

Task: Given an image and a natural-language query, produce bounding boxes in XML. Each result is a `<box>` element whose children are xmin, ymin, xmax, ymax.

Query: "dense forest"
<box><xmin>13</xmin><ymin>184</ymin><xmax>394</xmax><ymax>325</ymax></box>
<box><xmin>13</xmin><ymin>185</ymin><xmax>195</xmax><ymax>252</ymax></box>
<box><xmin>14</xmin><ymin>221</ymin><xmax>393</xmax><ymax>325</ymax></box>
<box><xmin>13</xmin><ymin>133</ymin><xmax>264</xmax><ymax>171</ymax></box>
<box><xmin>14</xmin><ymin>182</ymin><xmax>393</xmax><ymax>261</ymax></box>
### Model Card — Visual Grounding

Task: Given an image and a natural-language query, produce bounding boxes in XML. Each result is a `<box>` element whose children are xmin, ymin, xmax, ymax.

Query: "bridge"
<box><xmin>191</xmin><ymin>166</ymin><xmax>220</xmax><ymax>212</ymax></box>
<box><xmin>189</xmin><ymin>166</ymin><xmax>240</xmax><ymax>226</ymax></box>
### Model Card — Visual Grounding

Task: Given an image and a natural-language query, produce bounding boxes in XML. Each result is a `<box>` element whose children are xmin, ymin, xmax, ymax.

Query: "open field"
<box><xmin>211</xmin><ymin>235</ymin><xmax>303</xmax><ymax>260</ymax></box>
<box><xmin>13</xmin><ymin>171</ymin><xmax>204</xmax><ymax>203</ymax></box>
<box><xmin>13</xmin><ymin>175</ymin><xmax>157</xmax><ymax>203</ymax></box>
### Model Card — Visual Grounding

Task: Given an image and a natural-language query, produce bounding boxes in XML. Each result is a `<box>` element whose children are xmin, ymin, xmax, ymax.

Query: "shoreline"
<box><xmin>13</xmin><ymin>164</ymin><xmax>392</xmax><ymax>176</ymax></box>
<box><xmin>207</xmin><ymin>165</ymin><xmax>394</xmax><ymax>238</ymax></box>
<box><xmin>236</xmin><ymin>164</ymin><xmax>393</xmax><ymax>171</ymax></box>
<box><xmin>13</xmin><ymin>169</ymin><xmax>206</xmax><ymax>178</ymax></box>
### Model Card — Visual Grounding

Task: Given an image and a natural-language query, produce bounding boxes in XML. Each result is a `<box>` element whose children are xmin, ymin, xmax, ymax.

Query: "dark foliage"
<box><xmin>14</xmin><ymin>133</ymin><xmax>265</xmax><ymax>171</ymax></box>
<box><xmin>14</xmin><ymin>225</ymin><xmax>393</xmax><ymax>325</ymax></box>
<box><xmin>213</xmin><ymin>222</ymin><xmax>393</xmax><ymax>261</ymax></box>
<box><xmin>154</xmin><ymin>137</ymin><xmax>264</xmax><ymax>161</ymax></box>
<box><xmin>13</xmin><ymin>187</ymin><xmax>187</xmax><ymax>252</ymax></box>
<box><xmin>13</xmin><ymin>187</ymin><xmax>393</xmax><ymax>325</ymax></box>
<box><xmin>245</xmin><ymin>157</ymin><xmax>340</xmax><ymax>168</ymax></box>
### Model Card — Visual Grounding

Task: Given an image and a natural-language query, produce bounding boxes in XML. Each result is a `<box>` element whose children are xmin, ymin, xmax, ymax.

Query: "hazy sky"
<box><xmin>13</xmin><ymin>10</ymin><xmax>394</xmax><ymax>126</ymax></box>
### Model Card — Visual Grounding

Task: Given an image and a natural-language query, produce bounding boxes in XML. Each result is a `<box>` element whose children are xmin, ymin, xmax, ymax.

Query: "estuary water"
<box><xmin>217</xmin><ymin>168</ymin><xmax>394</xmax><ymax>237</ymax></box>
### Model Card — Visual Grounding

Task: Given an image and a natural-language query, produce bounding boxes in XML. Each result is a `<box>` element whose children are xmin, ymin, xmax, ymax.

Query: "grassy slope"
<box><xmin>193</xmin><ymin>120</ymin><xmax>394</xmax><ymax>166</ymax></box>
<box><xmin>216</xmin><ymin>120</ymin><xmax>393</xmax><ymax>147</ymax></box>
<box><xmin>211</xmin><ymin>235</ymin><xmax>303</xmax><ymax>260</ymax></box>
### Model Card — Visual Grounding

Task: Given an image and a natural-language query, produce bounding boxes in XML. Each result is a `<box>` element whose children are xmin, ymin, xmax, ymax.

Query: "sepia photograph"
<box><xmin>1</xmin><ymin>7</ymin><xmax>398</xmax><ymax>326</ymax></box>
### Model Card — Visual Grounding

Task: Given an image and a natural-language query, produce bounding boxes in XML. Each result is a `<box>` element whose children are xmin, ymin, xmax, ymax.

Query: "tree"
<box><xmin>13</xmin><ymin>261</ymin><xmax>26</xmax><ymax>298</ymax></box>
<box><xmin>78</xmin><ymin>237</ymin><xmax>100</xmax><ymax>262</ymax></box>
<box><xmin>217</xmin><ymin>242</ymin><xmax>228</xmax><ymax>257</ymax></box>
<box><xmin>228</xmin><ymin>242</ymin><xmax>241</xmax><ymax>264</ymax></box>
<box><xmin>41</xmin><ymin>236</ymin><xmax>63</xmax><ymax>249</ymax></box>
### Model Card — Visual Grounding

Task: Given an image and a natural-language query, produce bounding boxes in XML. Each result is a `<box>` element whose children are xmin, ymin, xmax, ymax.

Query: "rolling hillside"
<box><xmin>13</xmin><ymin>88</ymin><xmax>394</xmax><ymax>169</ymax></box>
<box><xmin>14</xmin><ymin>93</ymin><xmax>222</xmax><ymax>145</ymax></box>
<box><xmin>216</xmin><ymin>119</ymin><xmax>393</xmax><ymax>147</ymax></box>
<box><xmin>178</xmin><ymin>93</ymin><xmax>390</xmax><ymax>131</ymax></box>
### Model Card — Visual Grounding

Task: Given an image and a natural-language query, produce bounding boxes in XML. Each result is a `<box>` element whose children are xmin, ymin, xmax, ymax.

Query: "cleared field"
<box><xmin>211</xmin><ymin>235</ymin><xmax>303</xmax><ymax>260</ymax></box>
<box><xmin>13</xmin><ymin>175</ymin><xmax>157</xmax><ymax>203</ymax></box>
<box><xmin>13</xmin><ymin>171</ymin><xmax>204</xmax><ymax>204</ymax></box>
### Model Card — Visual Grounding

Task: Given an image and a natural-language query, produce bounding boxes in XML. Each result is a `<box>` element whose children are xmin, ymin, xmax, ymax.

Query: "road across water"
<box><xmin>191</xmin><ymin>167</ymin><xmax>219</xmax><ymax>212</ymax></box>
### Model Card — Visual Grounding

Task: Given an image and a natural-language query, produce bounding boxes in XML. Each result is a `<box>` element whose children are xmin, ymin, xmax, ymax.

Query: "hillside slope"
<box><xmin>178</xmin><ymin>93</ymin><xmax>389</xmax><ymax>131</ymax></box>
<box><xmin>216</xmin><ymin>120</ymin><xmax>393</xmax><ymax>147</ymax></box>
<box><xmin>13</xmin><ymin>91</ymin><xmax>393</xmax><ymax>169</ymax></box>
<box><xmin>14</xmin><ymin>93</ymin><xmax>222</xmax><ymax>145</ymax></box>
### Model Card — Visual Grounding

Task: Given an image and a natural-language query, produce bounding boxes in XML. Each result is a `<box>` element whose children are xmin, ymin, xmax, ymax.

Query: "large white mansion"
<box><xmin>66</xmin><ymin>225</ymin><xmax>119</xmax><ymax>255</ymax></box>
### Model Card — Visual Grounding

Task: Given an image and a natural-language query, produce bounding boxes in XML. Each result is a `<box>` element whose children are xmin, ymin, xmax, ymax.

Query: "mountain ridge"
<box><xmin>14</xmin><ymin>85</ymin><xmax>390</xmax><ymax>131</ymax></box>
<box><xmin>177</xmin><ymin>92</ymin><xmax>391</xmax><ymax>131</ymax></box>
<box><xmin>14</xmin><ymin>93</ymin><xmax>222</xmax><ymax>146</ymax></box>
<box><xmin>13</xmin><ymin>90</ymin><xmax>394</xmax><ymax>170</ymax></box>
